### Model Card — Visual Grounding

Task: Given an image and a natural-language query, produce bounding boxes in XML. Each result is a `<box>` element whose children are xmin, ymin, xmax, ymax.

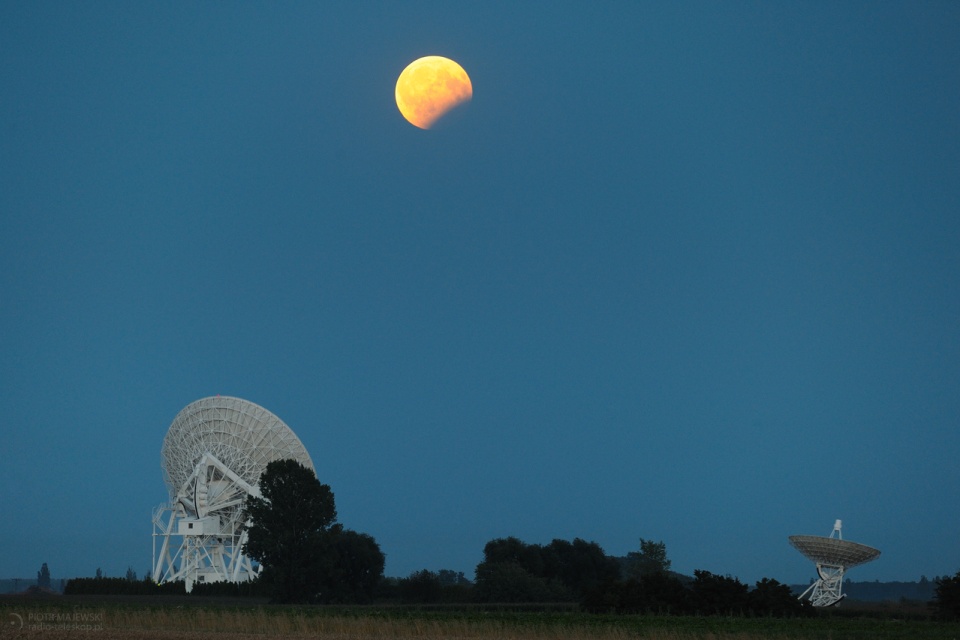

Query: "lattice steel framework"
<box><xmin>789</xmin><ymin>520</ymin><xmax>880</xmax><ymax>606</ymax></box>
<box><xmin>152</xmin><ymin>396</ymin><xmax>314</xmax><ymax>592</ymax></box>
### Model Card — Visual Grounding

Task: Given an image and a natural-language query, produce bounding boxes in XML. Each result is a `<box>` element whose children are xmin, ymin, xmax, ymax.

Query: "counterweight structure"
<box><xmin>789</xmin><ymin>520</ymin><xmax>880</xmax><ymax>606</ymax></box>
<box><xmin>152</xmin><ymin>396</ymin><xmax>314</xmax><ymax>592</ymax></box>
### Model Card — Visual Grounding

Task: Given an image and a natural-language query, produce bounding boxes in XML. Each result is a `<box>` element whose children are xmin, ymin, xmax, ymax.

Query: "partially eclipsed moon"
<box><xmin>395</xmin><ymin>56</ymin><xmax>472</xmax><ymax>129</ymax></box>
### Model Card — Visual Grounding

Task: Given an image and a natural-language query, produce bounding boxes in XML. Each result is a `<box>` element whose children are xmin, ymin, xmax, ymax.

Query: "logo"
<box><xmin>8</xmin><ymin>613</ymin><xmax>23</xmax><ymax>629</ymax></box>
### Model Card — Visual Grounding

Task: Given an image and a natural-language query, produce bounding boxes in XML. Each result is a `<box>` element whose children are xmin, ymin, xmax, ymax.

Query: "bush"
<box><xmin>583</xmin><ymin>572</ymin><xmax>810</xmax><ymax>618</ymax></box>
<box><xmin>582</xmin><ymin>573</ymin><xmax>691</xmax><ymax>615</ymax></box>
<box><xmin>64</xmin><ymin>576</ymin><xmax>185</xmax><ymax>595</ymax></box>
<box><xmin>190</xmin><ymin>578</ymin><xmax>269</xmax><ymax>597</ymax></box>
<box><xmin>475</xmin><ymin>562</ymin><xmax>573</xmax><ymax>603</ymax></box>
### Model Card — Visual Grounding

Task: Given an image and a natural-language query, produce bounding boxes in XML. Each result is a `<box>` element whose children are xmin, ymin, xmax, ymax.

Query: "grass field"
<box><xmin>1</xmin><ymin>598</ymin><xmax>957</xmax><ymax>640</ymax></box>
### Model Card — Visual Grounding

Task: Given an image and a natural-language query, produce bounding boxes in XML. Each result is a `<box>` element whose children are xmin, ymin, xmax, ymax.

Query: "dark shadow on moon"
<box><xmin>427</xmin><ymin>99</ymin><xmax>472</xmax><ymax>131</ymax></box>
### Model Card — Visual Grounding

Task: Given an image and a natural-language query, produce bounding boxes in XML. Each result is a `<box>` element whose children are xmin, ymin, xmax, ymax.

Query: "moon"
<box><xmin>395</xmin><ymin>56</ymin><xmax>472</xmax><ymax>129</ymax></box>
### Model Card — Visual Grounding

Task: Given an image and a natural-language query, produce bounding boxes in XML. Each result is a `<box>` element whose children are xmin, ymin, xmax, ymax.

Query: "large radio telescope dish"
<box><xmin>161</xmin><ymin>396</ymin><xmax>313</xmax><ymax>498</ymax></box>
<box><xmin>789</xmin><ymin>520</ymin><xmax>880</xmax><ymax>607</ymax></box>
<box><xmin>153</xmin><ymin>396</ymin><xmax>314</xmax><ymax>591</ymax></box>
<box><xmin>789</xmin><ymin>535</ymin><xmax>880</xmax><ymax>569</ymax></box>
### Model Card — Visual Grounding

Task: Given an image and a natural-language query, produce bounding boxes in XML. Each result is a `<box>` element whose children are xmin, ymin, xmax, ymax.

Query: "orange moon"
<box><xmin>395</xmin><ymin>56</ymin><xmax>472</xmax><ymax>129</ymax></box>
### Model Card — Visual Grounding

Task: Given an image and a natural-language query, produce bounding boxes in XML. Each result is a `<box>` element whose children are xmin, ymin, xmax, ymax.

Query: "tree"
<box><xmin>95</xmin><ymin>567</ymin><xmax>103</xmax><ymax>579</ymax></box>
<box><xmin>323</xmin><ymin>529</ymin><xmax>385</xmax><ymax>603</ymax></box>
<box><xmin>125</xmin><ymin>566</ymin><xmax>137</xmax><ymax>581</ymax></box>
<box><xmin>932</xmin><ymin>571</ymin><xmax>960</xmax><ymax>620</ymax></box>
<box><xmin>482</xmin><ymin>537</ymin><xmax>545</xmax><ymax>575</ymax></box>
<box><xmin>437</xmin><ymin>569</ymin><xmax>470</xmax><ymax>586</ymax></box>
<box><xmin>399</xmin><ymin>570</ymin><xmax>443</xmax><ymax>603</ymax></box>
<box><xmin>476</xmin><ymin>536</ymin><xmax>619</xmax><ymax>602</ymax></box>
<box><xmin>749</xmin><ymin>578</ymin><xmax>807</xmax><ymax>617</ymax></box>
<box><xmin>243</xmin><ymin>459</ymin><xmax>339</xmax><ymax>603</ymax></box>
<box><xmin>37</xmin><ymin>563</ymin><xmax>51</xmax><ymax>589</ymax></box>
<box><xmin>691</xmin><ymin>570</ymin><xmax>749</xmax><ymax>615</ymax></box>
<box><xmin>625</xmin><ymin>539</ymin><xmax>671</xmax><ymax>579</ymax></box>
<box><xmin>542</xmin><ymin>538</ymin><xmax>621</xmax><ymax>596</ymax></box>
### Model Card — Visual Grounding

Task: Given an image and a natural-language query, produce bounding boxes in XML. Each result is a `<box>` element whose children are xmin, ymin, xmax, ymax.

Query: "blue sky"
<box><xmin>2</xmin><ymin>2</ymin><xmax>958</xmax><ymax>585</ymax></box>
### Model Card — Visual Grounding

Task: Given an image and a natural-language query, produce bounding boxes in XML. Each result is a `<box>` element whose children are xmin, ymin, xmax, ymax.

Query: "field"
<box><xmin>1</xmin><ymin>597</ymin><xmax>957</xmax><ymax>640</ymax></box>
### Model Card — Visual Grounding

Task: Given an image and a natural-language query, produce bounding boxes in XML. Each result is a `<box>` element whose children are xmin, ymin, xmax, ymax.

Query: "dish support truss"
<box><xmin>152</xmin><ymin>452</ymin><xmax>260</xmax><ymax>592</ymax></box>
<box><xmin>797</xmin><ymin>563</ymin><xmax>846</xmax><ymax>607</ymax></box>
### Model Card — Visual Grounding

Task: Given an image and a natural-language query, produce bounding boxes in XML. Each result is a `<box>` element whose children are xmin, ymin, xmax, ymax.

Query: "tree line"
<box><xmin>233</xmin><ymin>462</ymin><xmax>811</xmax><ymax>614</ymax></box>
<box><xmin>465</xmin><ymin>536</ymin><xmax>807</xmax><ymax>617</ymax></box>
<box><xmin>58</xmin><ymin>461</ymin><xmax>960</xmax><ymax>618</ymax></box>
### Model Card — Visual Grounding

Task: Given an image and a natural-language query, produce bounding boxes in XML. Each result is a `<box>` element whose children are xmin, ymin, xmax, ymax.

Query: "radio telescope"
<box><xmin>152</xmin><ymin>396</ymin><xmax>314</xmax><ymax>592</ymax></box>
<box><xmin>789</xmin><ymin>520</ymin><xmax>880</xmax><ymax>606</ymax></box>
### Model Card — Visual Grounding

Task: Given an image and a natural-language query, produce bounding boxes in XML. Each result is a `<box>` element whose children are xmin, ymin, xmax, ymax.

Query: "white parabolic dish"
<box><xmin>153</xmin><ymin>396</ymin><xmax>315</xmax><ymax>591</ymax></box>
<box><xmin>788</xmin><ymin>535</ymin><xmax>881</xmax><ymax>569</ymax></box>
<box><xmin>161</xmin><ymin>395</ymin><xmax>314</xmax><ymax>498</ymax></box>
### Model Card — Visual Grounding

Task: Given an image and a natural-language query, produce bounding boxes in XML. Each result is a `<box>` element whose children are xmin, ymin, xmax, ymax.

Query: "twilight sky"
<box><xmin>2</xmin><ymin>2</ymin><xmax>958</xmax><ymax>585</ymax></box>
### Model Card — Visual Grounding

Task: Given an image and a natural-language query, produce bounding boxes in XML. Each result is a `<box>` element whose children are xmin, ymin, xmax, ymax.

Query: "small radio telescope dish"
<box><xmin>152</xmin><ymin>396</ymin><xmax>314</xmax><ymax>592</ymax></box>
<box><xmin>789</xmin><ymin>520</ymin><xmax>880</xmax><ymax>606</ymax></box>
